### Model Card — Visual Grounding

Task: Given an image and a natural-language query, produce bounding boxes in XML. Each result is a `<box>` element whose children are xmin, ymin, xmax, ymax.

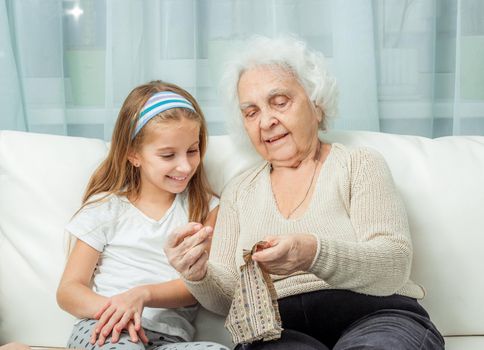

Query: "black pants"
<box><xmin>236</xmin><ymin>289</ymin><xmax>444</xmax><ymax>350</ymax></box>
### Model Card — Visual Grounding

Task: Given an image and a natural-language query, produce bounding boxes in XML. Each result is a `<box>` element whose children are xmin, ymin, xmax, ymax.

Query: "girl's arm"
<box><xmin>92</xmin><ymin>279</ymin><xmax>195</xmax><ymax>345</ymax></box>
<box><xmin>56</xmin><ymin>239</ymin><xmax>107</xmax><ymax>318</ymax></box>
<box><xmin>204</xmin><ymin>205</ymin><xmax>218</xmax><ymax>254</ymax></box>
<box><xmin>94</xmin><ymin>206</ymin><xmax>220</xmax><ymax>344</ymax></box>
<box><xmin>204</xmin><ymin>205</ymin><xmax>219</xmax><ymax>227</ymax></box>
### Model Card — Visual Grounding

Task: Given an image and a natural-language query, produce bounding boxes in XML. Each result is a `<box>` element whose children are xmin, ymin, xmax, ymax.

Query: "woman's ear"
<box><xmin>313</xmin><ymin>102</ymin><xmax>323</xmax><ymax>123</ymax></box>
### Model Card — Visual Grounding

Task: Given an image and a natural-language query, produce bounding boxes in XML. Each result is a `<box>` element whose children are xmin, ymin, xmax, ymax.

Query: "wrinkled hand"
<box><xmin>164</xmin><ymin>222</ymin><xmax>212</xmax><ymax>281</ymax></box>
<box><xmin>91</xmin><ymin>287</ymin><xmax>149</xmax><ymax>345</ymax></box>
<box><xmin>251</xmin><ymin>234</ymin><xmax>318</xmax><ymax>275</ymax></box>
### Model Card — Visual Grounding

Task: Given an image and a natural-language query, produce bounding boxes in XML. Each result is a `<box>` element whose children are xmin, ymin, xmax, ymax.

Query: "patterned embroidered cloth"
<box><xmin>225</xmin><ymin>241</ymin><xmax>283</xmax><ymax>344</ymax></box>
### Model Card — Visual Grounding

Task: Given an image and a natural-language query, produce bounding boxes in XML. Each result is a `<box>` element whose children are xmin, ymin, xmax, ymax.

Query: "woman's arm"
<box><xmin>56</xmin><ymin>239</ymin><xmax>107</xmax><ymax>318</ymax></box>
<box><xmin>308</xmin><ymin>148</ymin><xmax>412</xmax><ymax>295</ymax></box>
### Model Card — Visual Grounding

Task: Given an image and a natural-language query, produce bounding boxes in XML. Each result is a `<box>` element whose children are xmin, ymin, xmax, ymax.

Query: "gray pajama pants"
<box><xmin>68</xmin><ymin>319</ymin><xmax>230</xmax><ymax>350</ymax></box>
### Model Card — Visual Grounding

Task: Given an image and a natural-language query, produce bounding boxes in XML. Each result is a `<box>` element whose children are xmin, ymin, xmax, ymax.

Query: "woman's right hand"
<box><xmin>164</xmin><ymin>222</ymin><xmax>212</xmax><ymax>281</ymax></box>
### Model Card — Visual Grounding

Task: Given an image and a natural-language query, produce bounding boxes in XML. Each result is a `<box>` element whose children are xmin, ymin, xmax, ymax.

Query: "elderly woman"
<box><xmin>165</xmin><ymin>36</ymin><xmax>444</xmax><ymax>350</ymax></box>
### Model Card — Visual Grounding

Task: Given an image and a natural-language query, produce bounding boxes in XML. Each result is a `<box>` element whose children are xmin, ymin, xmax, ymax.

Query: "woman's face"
<box><xmin>237</xmin><ymin>65</ymin><xmax>321</xmax><ymax>165</ymax></box>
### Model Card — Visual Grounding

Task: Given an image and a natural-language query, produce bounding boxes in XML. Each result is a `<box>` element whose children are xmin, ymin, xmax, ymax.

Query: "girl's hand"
<box><xmin>126</xmin><ymin>319</ymin><xmax>149</xmax><ymax>345</ymax></box>
<box><xmin>90</xmin><ymin>287</ymin><xmax>149</xmax><ymax>345</ymax></box>
<box><xmin>251</xmin><ymin>234</ymin><xmax>317</xmax><ymax>275</ymax></box>
<box><xmin>95</xmin><ymin>319</ymin><xmax>149</xmax><ymax>346</ymax></box>
<box><xmin>164</xmin><ymin>222</ymin><xmax>212</xmax><ymax>281</ymax></box>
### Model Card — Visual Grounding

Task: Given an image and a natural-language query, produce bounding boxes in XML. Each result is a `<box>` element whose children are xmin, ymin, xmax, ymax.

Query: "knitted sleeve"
<box><xmin>308</xmin><ymin>147</ymin><xmax>412</xmax><ymax>296</ymax></box>
<box><xmin>183</xmin><ymin>178</ymin><xmax>241</xmax><ymax>316</ymax></box>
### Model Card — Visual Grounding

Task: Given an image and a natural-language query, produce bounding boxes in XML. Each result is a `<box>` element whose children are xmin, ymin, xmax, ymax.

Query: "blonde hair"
<box><xmin>81</xmin><ymin>80</ymin><xmax>213</xmax><ymax>223</ymax></box>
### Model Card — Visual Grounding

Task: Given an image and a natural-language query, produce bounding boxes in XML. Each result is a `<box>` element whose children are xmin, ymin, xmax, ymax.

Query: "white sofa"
<box><xmin>1</xmin><ymin>129</ymin><xmax>484</xmax><ymax>350</ymax></box>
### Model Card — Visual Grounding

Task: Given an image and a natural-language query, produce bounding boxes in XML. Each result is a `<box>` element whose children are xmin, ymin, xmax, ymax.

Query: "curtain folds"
<box><xmin>1</xmin><ymin>0</ymin><xmax>483</xmax><ymax>139</ymax></box>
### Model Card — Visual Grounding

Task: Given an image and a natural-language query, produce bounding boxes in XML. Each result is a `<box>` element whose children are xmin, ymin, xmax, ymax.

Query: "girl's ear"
<box><xmin>128</xmin><ymin>152</ymin><xmax>141</xmax><ymax>168</ymax></box>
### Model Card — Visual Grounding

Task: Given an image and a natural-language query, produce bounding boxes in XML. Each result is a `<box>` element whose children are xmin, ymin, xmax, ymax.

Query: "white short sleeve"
<box><xmin>64</xmin><ymin>197</ymin><xmax>115</xmax><ymax>252</ymax></box>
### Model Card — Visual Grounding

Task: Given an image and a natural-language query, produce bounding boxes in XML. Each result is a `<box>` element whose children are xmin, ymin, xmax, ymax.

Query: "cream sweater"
<box><xmin>185</xmin><ymin>143</ymin><xmax>425</xmax><ymax>316</ymax></box>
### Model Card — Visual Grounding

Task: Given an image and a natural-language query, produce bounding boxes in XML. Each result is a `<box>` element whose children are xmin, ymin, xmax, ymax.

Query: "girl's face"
<box><xmin>131</xmin><ymin>117</ymin><xmax>201</xmax><ymax>198</ymax></box>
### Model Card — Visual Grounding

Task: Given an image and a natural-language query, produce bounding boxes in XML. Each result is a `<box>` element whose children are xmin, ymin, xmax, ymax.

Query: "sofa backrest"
<box><xmin>1</xmin><ymin>130</ymin><xmax>483</xmax><ymax>345</ymax></box>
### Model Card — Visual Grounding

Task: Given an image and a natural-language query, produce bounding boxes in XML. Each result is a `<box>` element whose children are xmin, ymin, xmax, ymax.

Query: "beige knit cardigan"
<box><xmin>185</xmin><ymin>143</ymin><xmax>425</xmax><ymax>316</ymax></box>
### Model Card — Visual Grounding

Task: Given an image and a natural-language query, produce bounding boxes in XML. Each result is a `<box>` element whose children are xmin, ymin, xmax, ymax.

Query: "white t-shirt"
<box><xmin>65</xmin><ymin>191</ymin><xmax>218</xmax><ymax>341</ymax></box>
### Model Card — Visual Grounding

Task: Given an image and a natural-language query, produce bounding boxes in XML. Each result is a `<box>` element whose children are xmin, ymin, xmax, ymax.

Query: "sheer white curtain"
<box><xmin>1</xmin><ymin>0</ymin><xmax>483</xmax><ymax>139</ymax></box>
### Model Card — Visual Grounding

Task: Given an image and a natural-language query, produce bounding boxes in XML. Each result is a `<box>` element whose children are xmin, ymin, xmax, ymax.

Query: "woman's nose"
<box><xmin>259</xmin><ymin>109</ymin><xmax>278</xmax><ymax>129</ymax></box>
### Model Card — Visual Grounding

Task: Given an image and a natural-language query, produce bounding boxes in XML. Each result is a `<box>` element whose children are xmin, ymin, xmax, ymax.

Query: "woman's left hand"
<box><xmin>251</xmin><ymin>234</ymin><xmax>318</xmax><ymax>275</ymax></box>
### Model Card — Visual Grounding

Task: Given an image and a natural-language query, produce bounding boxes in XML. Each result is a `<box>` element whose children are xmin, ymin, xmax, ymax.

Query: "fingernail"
<box><xmin>205</xmin><ymin>226</ymin><xmax>213</xmax><ymax>233</ymax></box>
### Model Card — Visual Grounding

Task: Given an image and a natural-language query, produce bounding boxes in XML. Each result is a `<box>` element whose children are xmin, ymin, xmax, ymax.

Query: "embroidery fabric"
<box><xmin>225</xmin><ymin>241</ymin><xmax>283</xmax><ymax>344</ymax></box>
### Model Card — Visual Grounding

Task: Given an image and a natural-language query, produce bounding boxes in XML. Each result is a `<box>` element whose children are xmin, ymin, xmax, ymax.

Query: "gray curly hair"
<box><xmin>219</xmin><ymin>35</ymin><xmax>338</xmax><ymax>146</ymax></box>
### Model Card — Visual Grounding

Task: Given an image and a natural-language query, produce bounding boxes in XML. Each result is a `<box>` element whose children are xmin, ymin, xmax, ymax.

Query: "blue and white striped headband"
<box><xmin>132</xmin><ymin>91</ymin><xmax>196</xmax><ymax>138</ymax></box>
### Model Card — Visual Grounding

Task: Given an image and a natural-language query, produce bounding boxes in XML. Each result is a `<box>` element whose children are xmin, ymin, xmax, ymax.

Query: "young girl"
<box><xmin>56</xmin><ymin>81</ymin><xmax>227</xmax><ymax>350</ymax></box>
